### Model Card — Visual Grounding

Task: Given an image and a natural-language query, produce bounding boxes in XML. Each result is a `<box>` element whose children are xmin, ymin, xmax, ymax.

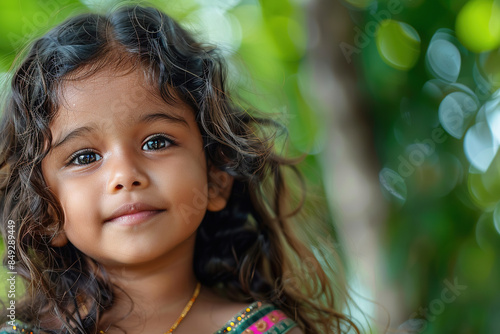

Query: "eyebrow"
<box><xmin>52</xmin><ymin>111</ymin><xmax>189</xmax><ymax>149</ymax></box>
<box><xmin>53</xmin><ymin>126</ymin><xmax>95</xmax><ymax>149</ymax></box>
<box><xmin>139</xmin><ymin>112</ymin><xmax>189</xmax><ymax>128</ymax></box>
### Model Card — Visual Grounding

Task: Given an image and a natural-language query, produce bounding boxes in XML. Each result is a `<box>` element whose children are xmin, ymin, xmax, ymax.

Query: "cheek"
<box><xmin>162</xmin><ymin>148</ymin><xmax>207</xmax><ymax>184</ymax></box>
<box><xmin>158</xmin><ymin>153</ymin><xmax>209</xmax><ymax>217</ymax></box>
<box><xmin>58</xmin><ymin>179</ymin><xmax>100</xmax><ymax>226</ymax></box>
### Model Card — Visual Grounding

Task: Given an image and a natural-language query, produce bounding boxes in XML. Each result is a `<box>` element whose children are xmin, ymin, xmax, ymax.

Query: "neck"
<box><xmin>99</xmin><ymin>235</ymin><xmax>198</xmax><ymax>333</ymax></box>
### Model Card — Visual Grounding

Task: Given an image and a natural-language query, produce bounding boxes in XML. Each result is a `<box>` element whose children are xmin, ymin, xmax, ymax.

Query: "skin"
<box><xmin>41</xmin><ymin>67</ymin><xmax>303</xmax><ymax>334</ymax></box>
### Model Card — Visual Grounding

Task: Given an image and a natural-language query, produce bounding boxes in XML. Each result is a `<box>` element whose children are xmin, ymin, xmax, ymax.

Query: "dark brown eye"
<box><xmin>142</xmin><ymin>135</ymin><xmax>174</xmax><ymax>151</ymax></box>
<box><xmin>69</xmin><ymin>151</ymin><xmax>102</xmax><ymax>165</ymax></box>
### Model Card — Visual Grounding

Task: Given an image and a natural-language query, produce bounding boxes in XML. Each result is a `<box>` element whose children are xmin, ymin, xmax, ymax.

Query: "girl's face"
<box><xmin>41</xmin><ymin>67</ymin><xmax>229</xmax><ymax>268</ymax></box>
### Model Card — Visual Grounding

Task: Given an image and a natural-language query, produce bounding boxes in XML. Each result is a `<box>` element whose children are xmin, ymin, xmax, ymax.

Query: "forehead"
<box><xmin>51</xmin><ymin>67</ymin><xmax>192</xmax><ymax>131</ymax></box>
<box><xmin>58</xmin><ymin>67</ymin><xmax>153</xmax><ymax>112</ymax></box>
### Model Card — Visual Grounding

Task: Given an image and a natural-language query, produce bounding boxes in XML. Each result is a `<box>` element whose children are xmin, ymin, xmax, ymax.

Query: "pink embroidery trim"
<box><xmin>247</xmin><ymin>310</ymin><xmax>288</xmax><ymax>334</ymax></box>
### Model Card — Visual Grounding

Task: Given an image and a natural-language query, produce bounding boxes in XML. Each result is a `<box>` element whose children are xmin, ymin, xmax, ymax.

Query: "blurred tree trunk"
<box><xmin>306</xmin><ymin>0</ymin><xmax>404</xmax><ymax>330</ymax></box>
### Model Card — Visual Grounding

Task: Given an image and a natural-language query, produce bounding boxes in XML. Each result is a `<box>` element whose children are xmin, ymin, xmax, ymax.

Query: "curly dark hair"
<box><xmin>0</xmin><ymin>4</ymin><xmax>361</xmax><ymax>333</ymax></box>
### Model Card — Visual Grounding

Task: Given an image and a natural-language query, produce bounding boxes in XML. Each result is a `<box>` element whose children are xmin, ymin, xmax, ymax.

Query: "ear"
<box><xmin>207</xmin><ymin>165</ymin><xmax>234</xmax><ymax>212</ymax></box>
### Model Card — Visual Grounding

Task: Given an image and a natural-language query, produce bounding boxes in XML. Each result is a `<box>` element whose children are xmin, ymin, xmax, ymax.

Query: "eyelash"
<box><xmin>66</xmin><ymin>149</ymin><xmax>101</xmax><ymax>166</ymax></box>
<box><xmin>65</xmin><ymin>134</ymin><xmax>176</xmax><ymax>166</ymax></box>
<box><xmin>142</xmin><ymin>133</ymin><xmax>176</xmax><ymax>151</ymax></box>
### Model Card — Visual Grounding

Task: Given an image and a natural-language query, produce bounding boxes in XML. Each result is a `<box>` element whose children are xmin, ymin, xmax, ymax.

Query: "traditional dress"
<box><xmin>214</xmin><ymin>301</ymin><xmax>298</xmax><ymax>334</ymax></box>
<box><xmin>0</xmin><ymin>301</ymin><xmax>298</xmax><ymax>334</ymax></box>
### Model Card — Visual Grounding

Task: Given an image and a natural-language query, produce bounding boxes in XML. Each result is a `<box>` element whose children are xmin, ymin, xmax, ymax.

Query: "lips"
<box><xmin>105</xmin><ymin>203</ymin><xmax>165</xmax><ymax>225</ymax></box>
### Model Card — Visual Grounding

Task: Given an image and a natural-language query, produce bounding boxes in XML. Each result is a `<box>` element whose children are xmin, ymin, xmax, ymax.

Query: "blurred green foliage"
<box><xmin>346</xmin><ymin>0</ymin><xmax>500</xmax><ymax>332</ymax></box>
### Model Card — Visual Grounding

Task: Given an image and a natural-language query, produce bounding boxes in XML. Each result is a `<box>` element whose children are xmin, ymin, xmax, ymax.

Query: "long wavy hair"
<box><xmin>0</xmin><ymin>4</ymin><xmax>361</xmax><ymax>333</ymax></box>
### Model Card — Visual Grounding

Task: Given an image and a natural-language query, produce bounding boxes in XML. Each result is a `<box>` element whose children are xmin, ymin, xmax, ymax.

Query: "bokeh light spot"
<box><xmin>376</xmin><ymin>20</ymin><xmax>421</xmax><ymax>70</ymax></box>
<box><xmin>439</xmin><ymin>91</ymin><xmax>478</xmax><ymax>139</ymax></box>
<box><xmin>379</xmin><ymin>167</ymin><xmax>407</xmax><ymax>205</ymax></box>
<box><xmin>456</xmin><ymin>0</ymin><xmax>500</xmax><ymax>52</ymax></box>
<box><xmin>464</xmin><ymin>121</ymin><xmax>499</xmax><ymax>172</ymax></box>
<box><xmin>184</xmin><ymin>8</ymin><xmax>242</xmax><ymax>55</ymax></box>
<box><xmin>483</xmin><ymin>92</ymin><xmax>500</xmax><ymax>143</ymax></box>
<box><xmin>426</xmin><ymin>39</ymin><xmax>461</xmax><ymax>82</ymax></box>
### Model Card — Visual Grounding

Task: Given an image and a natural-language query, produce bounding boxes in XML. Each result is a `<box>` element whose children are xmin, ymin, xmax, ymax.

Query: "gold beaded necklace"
<box><xmin>99</xmin><ymin>282</ymin><xmax>202</xmax><ymax>334</ymax></box>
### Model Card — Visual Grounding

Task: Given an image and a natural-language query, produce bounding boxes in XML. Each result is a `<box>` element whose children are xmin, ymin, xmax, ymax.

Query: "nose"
<box><xmin>106</xmin><ymin>150</ymin><xmax>149</xmax><ymax>193</ymax></box>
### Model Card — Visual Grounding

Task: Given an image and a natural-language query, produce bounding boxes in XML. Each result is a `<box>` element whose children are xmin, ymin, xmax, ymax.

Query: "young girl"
<box><xmin>0</xmin><ymin>4</ymin><xmax>360</xmax><ymax>334</ymax></box>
